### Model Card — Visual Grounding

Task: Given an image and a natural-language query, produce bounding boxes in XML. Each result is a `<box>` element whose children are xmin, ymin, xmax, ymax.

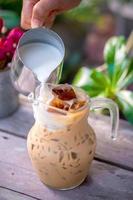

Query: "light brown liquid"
<box><xmin>27</xmin><ymin>108</ymin><xmax>96</xmax><ymax>189</ymax></box>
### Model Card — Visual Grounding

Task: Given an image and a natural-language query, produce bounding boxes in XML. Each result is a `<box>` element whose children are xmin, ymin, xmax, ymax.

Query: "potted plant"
<box><xmin>73</xmin><ymin>32</ymin><xmax>133</xmax><ymax>124</ymax></box>
<box><xmin>0</xmin><ymin>18</ymin><xmax>24</xmax><ymax>118</ymax></box>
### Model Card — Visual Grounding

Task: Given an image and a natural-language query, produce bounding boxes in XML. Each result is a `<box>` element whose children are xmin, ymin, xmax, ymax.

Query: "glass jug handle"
<box><xmin>90</xmin><ymin>98</ymin><xmax>119</xmax><ymax>140</ymax></box>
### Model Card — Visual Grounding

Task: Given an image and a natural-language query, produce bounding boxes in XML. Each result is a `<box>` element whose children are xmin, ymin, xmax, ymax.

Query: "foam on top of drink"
<box><xmin>33</xmin><ymin>84</ymin><xmax>88</xmax><ymax>129</ymax></box>
<box><xmin>39</xmin><ymin>84</ymin><xmax>87</xmax><ymax>114</ymax></box>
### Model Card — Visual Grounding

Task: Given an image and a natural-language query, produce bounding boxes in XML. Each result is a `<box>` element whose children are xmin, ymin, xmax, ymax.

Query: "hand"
<box><xmin>21</xmin><ymin>0</ymin><xmax>81</xmax><ymax>29</ymax></box>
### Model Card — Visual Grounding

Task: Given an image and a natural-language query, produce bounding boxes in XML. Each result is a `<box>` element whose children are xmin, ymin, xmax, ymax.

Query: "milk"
<box><xmin>19</xmin><ymin>42</ymin><xmax>63</xmax><ymax>82</ymax></box>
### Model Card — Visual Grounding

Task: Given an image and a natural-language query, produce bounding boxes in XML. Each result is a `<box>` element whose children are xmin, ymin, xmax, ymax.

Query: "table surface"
<box><xmin>0</xmin><ymin>97</ymin><xmax>133</xmax><ymax>200</ymax></box>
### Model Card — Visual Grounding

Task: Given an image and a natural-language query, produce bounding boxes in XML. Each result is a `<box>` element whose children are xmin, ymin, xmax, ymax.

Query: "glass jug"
<box><xmin>27</xmin><ymin>83</ymin><xmax>119</xmax><ymax>190</ymax></box>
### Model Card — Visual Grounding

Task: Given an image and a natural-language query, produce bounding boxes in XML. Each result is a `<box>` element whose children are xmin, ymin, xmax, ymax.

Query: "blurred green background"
<box><xmin>0</xmin><ymin>0</ymin><xmax>133</xmax><ymax>123</ymax></box>
<box><xmin>0</xmin><ymin>0</ymin><xmax>132</xmax><ymax>69</ymax></box>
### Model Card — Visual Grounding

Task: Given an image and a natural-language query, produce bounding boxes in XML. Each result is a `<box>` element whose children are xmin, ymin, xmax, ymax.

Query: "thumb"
<box><xmin>21</xmin><ymin>0</ymin><xmax>38</xmax><ymax>29</ymax></box>
<box><xmin>31</xmin><ymin>1</ymin><xmax>48</xmax><ymax>28</ymax></box>
<box><xmin>31</xmin><ymin>0</ymin><xmax>60</xmax><ymax>28</ymax></box>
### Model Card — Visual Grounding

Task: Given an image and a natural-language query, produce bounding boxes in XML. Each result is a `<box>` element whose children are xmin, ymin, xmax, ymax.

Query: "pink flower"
<box><xmin>7</xmin><ymin>27</ymin><xmax>24</xmax><ymax>43</ymax></box>
<box><xmin>0</xmin><ymin>26</ymin><xmax>24</xmax><ymax>70</ymax></box>
<box><xmin>0</xmin><ymin>48</ymin><xmax>7</xmax><ymax>69</ymax></box>
<box><xmin>3</xmin><ymin>38</ymin><xmax>15</xmax><ymax>59</ymax></box>
<box><xmin>0</xmin><ymin>18</ymin><xmax>4</xmax><ymax>33</ymax></box>
<box><xmin>0</xmin><ymin>38</ymin><xmax>6</xmax><ymax>47</ymax></box>
<box><xmin>0</xmin><ymin>48</ymin><xmax>6</xmax><ymax>60</ymax></box>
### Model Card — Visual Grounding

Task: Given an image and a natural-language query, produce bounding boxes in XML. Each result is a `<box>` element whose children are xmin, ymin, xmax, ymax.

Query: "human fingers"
<box><xmin>21</xmin><ymin>0</ymin><xmax>39</xmax><ymax>29</ymax></box>
<box><xmin>31</xmin><ymin>0</ymin><xmax>59</xmax><ymax>28</ymax></box>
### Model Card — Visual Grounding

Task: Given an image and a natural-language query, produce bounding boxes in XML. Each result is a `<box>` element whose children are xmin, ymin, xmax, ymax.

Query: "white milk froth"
<box><xmin>19</xmin><ymin>42</ymin><xmax>63</xmax><ymax>82</ymax></box>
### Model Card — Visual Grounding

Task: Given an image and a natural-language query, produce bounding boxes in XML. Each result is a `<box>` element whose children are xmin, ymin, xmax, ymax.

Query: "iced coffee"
<box><xmin>27</xmin><ymin>84</ymin><xmax>96</xmax><ymax>190</ymax></box>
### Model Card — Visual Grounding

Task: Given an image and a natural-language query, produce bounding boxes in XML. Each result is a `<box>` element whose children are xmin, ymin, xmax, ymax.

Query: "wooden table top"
<box><xmin>0</xmin><ymin>97</ymin><xmax>133</xmax><ymax>200</ymax></box>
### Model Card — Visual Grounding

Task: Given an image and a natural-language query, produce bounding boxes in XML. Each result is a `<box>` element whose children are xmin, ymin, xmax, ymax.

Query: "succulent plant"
<box><xmin>73</xmin><ymin>33</ymin><xmax>133</xmax><ymax>124</ymax></box>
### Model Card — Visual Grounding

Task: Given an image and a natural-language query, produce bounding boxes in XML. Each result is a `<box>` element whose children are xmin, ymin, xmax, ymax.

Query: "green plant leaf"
<box><xmin>73</xmin><ymin>67</ymin><xmax>110</xmax><ymax>97</ymax></box>
<box><xmin>117</xmin><ymin>69</ymin><xmax>133</xmax><ymax>89</ymax></box>
<box><xmin>113</xmin><ymin>57</ymin><xmax>133</xmax><ymax>87</ymax></box>
<box><xmin>115</xmin><ymin>45</ymin><xmax>127</xmax><ymax>67</ymax></box>
<box><xmin>0</xmin><ymin>10</ymin><xmax>20</xmax><ymax>29</ymax></box>
<box><xmin>90</xmin><ymin>69</ymin><xmax>110</xmax><ymax>87</ymax></box>
<box><xmin>127</xmin><ymin>58</ymin><xmax>133</xmax><ymax>74</ymax></box>
<box><xmin>104</xmin><ymin>36</ymin><xmax>125</xmax><ymax>65</ymax></box>
<box><xmin>104</xmin><ymin>36</ymin><xmax>126</xmax><ymax>80</ymax></box>
<box><xmin>72</xmin><ymin>67</ymin><xmax>91</xmax><ymax>87</ymax></box>
<box><xmin>104</xmin><ymin>37</ymin><xmax>117</xmax><ymax>65</ymax></box>
<box><xmin>82</xmin><ymin>84</ymin><xmax>106</xmax><ymax>97</ymax></box>
<box><xmin>116</xmin><ymin>90</ymin><xmax>133</xmax><ymax>124</ymax></box>
<box><xmin>73</xmin><ymin>67</ymin><xmax>110</xmax><ymax>88</ymax></box>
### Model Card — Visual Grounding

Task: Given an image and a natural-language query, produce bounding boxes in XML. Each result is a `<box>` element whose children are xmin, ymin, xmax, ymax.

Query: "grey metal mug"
<box><xmin>11</xmin><ymin>28</ymin><xmax>65</xmax><ymax>96</ymax></box>
<box><xmin>0</xmin><ymin>68</ymin><xmax>19</xmax><ymax>118</ymax></box>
